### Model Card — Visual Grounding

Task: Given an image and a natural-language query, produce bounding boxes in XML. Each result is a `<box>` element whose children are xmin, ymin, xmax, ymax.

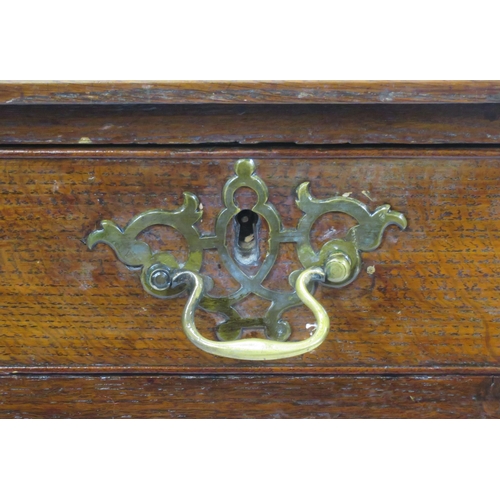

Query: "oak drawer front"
<box><xmin>1</xmin><ymin>148</ymin><xmax>499</xmax><ymax>375</ymax></box>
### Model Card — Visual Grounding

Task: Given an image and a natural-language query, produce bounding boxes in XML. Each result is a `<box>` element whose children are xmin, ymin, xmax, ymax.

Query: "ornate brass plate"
<box><xmin>87</xmin><ymin>159</ymin><xmax>406</xmax><ymax>360</ymax></box>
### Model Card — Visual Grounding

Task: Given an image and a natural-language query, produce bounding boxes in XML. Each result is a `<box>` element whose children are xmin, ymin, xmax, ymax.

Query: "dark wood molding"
<box><xmin>1</xmin><ymin>104</ymin><xmax>500</xmax><ymax>146</ymax></box>
<box><xmin>1</xmin><ymin>375</ymin><xmax>498</xmax><ymax>418</ymax></box>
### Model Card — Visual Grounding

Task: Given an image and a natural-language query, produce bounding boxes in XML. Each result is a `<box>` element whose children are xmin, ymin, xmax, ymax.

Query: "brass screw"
<box><xmin>150</xmin><ymin>269</ymin><xmax>171</xmax><ymax>291</ymax></box>
<box><xmin>324</xmin><ymin>252</ymin><xmax>352</xmax><ymax>283</ymax></box>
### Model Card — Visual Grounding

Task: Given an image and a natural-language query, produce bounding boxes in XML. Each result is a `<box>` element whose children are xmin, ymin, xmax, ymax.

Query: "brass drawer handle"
<box><xmin>172</xmin><ymin>267</ymin><xmax>329</xmax><ymax>361</ymax></box>
<box><xmin>87</xmin><ymin>159</ymin><xmax>406</xmax><ymax>360</ymax></box>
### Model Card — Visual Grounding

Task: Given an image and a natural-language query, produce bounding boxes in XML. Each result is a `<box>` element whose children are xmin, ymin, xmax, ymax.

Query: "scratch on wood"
<box><xmin>362</xmin><ymin>190</ymin><xmax>374</xmax><ymax>201</ymax></box>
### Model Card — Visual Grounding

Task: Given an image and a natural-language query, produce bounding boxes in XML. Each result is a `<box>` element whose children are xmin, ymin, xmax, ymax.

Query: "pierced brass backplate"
<box><xmin>86</xmin><ymin>159</ymin><xmax>407</xmax><ymax>360</ymax></box>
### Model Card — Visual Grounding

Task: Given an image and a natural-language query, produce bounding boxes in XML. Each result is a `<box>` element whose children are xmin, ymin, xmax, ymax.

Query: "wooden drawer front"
<box><xmin>1</xmin><ymin>148</ymin><xmax>499</xmax><ymax>375</ymax></box>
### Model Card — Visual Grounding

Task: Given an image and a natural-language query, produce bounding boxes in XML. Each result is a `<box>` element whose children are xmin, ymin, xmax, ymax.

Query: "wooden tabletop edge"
<box><xmin>1</xmin><ymin>81</ymin><xmax>500</xmax><ymax>104</ymax></box>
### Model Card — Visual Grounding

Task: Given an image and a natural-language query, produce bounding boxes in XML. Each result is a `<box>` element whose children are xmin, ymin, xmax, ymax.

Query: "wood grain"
<box><xmin>0</xmin><ymin>375</ymin><xmax>498</xmax><ymax>418</ymax></box>
<box><xmin>2</xmin><ymin>104</ymin><xmax>500</xmax><ymax>145</ymax></box>
<box><xmin>1</xmin><ymin>148</ymin><xmax>499</xmax><ymax>375</ymax></box>
<box><xmin>2</xmin><ymin>81</ymin><xmax>500</xmax><ymax>105</ymax></box>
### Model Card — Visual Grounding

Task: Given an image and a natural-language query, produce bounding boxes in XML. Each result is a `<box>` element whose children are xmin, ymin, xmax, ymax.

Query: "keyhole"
<box><xmin>234</xmin><ymin>209</ymin><xmax>260</xmax><ymax>266</ymax></box>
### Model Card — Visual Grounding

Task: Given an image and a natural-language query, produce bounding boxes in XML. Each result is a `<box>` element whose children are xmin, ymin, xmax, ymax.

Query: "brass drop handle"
<box><xmin>87</xmin><ymin>159</ymin><xmax>406</xmax><ymax>361</ymax></box>
<box><xmin>171</xmin><ymin>267</ymin><xmax>330</xmax><ymax>361</ymax></box>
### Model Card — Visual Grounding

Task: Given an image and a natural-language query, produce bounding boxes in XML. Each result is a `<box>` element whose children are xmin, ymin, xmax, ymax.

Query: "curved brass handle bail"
<box><xmin>172</xmin><ymin>267</ymin><xmax>330</xmax><ymax>361</ymax></box>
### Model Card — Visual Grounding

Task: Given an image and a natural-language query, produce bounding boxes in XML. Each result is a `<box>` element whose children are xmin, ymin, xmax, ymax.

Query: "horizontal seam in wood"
<box><xmin>2</xmin><ymin>145</ymin><xmax>500</xmax><ymax>159</ymax></box>
<box><xmin>1</xmin><ymin>366</ymin><xmax>500</xmax><ymax>377</ymax></box>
